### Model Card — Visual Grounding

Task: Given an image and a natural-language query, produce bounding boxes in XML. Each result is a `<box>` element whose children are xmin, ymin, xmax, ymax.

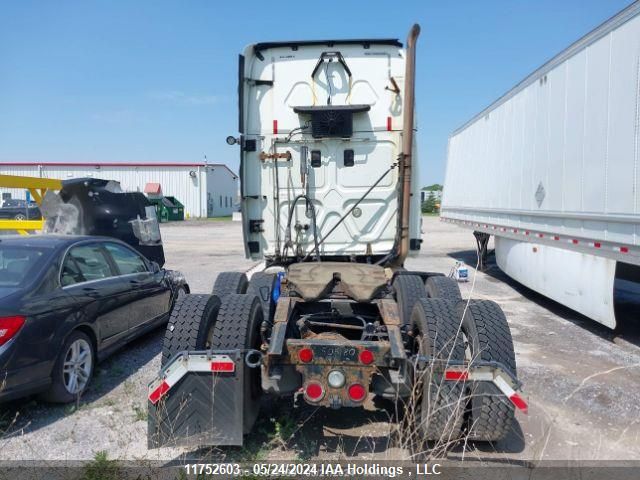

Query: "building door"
<box><xmin>207</xmin><ymin>193</ymin><xmax>214</xmax><ymax>217</ymax></box>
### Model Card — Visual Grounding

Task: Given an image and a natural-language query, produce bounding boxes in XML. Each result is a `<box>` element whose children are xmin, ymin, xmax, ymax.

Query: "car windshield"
<box><xmin>0</xmin><ymin>245</ymin><xmax>47</xmax><ymax>287</ymax></box>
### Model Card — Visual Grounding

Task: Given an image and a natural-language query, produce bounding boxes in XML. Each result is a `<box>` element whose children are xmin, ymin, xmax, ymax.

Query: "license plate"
<box><xmin>316</xmin><ymin>345</ymin><xmax>358</xmax><ymax>362</ymax></box>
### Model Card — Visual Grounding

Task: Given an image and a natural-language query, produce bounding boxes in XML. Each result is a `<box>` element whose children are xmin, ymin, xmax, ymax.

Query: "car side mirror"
<box><xmin>150</xmin><ymin>261</ymin><xmax>161</xmax><ymax>273</ymax></box>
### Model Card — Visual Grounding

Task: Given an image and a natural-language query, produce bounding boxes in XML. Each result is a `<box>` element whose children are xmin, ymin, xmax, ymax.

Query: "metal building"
<box><xmin>0</xmin><ymin>162</ymin><xmax>238</xmax><ymax>218</ymax></box>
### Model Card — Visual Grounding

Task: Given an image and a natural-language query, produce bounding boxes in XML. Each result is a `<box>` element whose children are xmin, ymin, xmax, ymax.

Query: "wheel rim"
<box><xmin>63</xmin><ymin>338</ymin><xmax>92</xmax><ymax>395</ymax></box>
<box><xmin>14</xmin><ymin>214</ymin><xmax>26</xmax><ymax>221</ymax></box>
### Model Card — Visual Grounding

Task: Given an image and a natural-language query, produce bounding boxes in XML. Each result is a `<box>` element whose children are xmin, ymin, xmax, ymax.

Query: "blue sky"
<box><xmin>0</xmin><ymin>0</ymin><xmax>633</xmax><ymax>185</ymax></box>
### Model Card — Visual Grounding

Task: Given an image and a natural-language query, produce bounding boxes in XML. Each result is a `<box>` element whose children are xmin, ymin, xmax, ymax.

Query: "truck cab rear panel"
<box><xmin>238</xmin><ymin>40</ymin><xmax>422</xmax><ymax>262</ymax></box>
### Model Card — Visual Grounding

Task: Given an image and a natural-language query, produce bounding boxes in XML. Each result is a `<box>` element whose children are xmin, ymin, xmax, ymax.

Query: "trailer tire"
<box><xmin>409</xmin><ymin>298</ymin><xmax>465</xmax><ymax>442</ymax></box>
<box><xmin>209</xmin><ymin>294</ymin><xmax>264</xmax><ymax>434</ymax></box>
<box><xmin>161</xmin><ymin>294</ymin><xmax>221</xmax><ymax>367</ymax></box>
<box><xmin>211</xmin><ymin>271</ymin><xmax>248</xmax><ymax>297</ymax></box>
<box><xmin>425</xmin><ymin>276</ymin><xmax>462</xmax><ymax>301</ymax></box>
<box><xmin>457</xmin><ymin>299</ymin><xmax>516</xmax><ymax>442</ymax></box>
<box><xmin>393</xmin><ymin>274</ymin><xmax>428</xmax><ymax>325</ymax></box>
<box><xmin>247</xmin><ymin>272</ymin><xmax>277</xmax><ymax>324</ymax></box>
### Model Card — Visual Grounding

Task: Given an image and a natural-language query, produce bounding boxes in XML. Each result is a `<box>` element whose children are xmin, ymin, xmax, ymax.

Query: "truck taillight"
<box><xmin>304</xmin><ymin>382</ymin><xmax>324</xmax><ymax>402</ymax></box>
<box><xmin>347</xmin><ymin>383</ymin><xmax>367</xmax><ymax>402</ymax></box>
<box><xmin>298</xmin><ymin>348</ymin><xmax>313</xmax><ymax>363</ymax></box>
<box><xmin>0</xmin><ymin>315</ymin><xmax>25</xmax><ymax>347</ymax></box>
<box><xmin>359</xmin><ymin>349</ymin><xmax>374</xmax><ymax>365</ymax></box>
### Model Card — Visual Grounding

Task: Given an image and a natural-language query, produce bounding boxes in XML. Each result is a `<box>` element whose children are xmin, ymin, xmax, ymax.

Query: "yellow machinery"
<box><xmin>0</xmin><ymin>174</ymin><xmax>62</xmax><ymax>235</ymax></box>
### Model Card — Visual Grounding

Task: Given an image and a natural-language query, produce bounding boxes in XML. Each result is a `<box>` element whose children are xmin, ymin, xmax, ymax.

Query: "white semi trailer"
<box><xmin>441</xmin><ymin>2</ymin><xmax>640</xmax><ymax>329</ymax></box>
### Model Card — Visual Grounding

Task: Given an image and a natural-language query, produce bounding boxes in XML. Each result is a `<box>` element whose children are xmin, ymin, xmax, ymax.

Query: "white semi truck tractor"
<box><xmin>147</xmin><ymin>25</ymin><xmax>527</xmax><ymax>450</ymax></box>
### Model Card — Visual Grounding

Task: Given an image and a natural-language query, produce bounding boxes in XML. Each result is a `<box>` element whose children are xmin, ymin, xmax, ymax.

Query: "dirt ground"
<box><xmin>1</xmin><ymin>216</ymin><xmax>639</xmax><ymax>463</ymax></box>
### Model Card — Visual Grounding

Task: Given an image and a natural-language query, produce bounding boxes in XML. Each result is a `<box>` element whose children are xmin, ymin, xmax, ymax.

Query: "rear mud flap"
<box><xmin>148</xmin><ymin>351</ymin><xmax>244</xmax><ymax>448</ymax></box>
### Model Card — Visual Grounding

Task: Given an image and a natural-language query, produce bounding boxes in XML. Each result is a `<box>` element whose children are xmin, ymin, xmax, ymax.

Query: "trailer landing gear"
<box><xmin>474</xmin><ymin>231</ymin><xmax>491</xmax><ymax>270</ymax></box>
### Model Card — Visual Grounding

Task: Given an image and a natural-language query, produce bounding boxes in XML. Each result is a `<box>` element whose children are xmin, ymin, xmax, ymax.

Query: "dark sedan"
<box><xmin>0</xmin><ymin>199</ymin><xmax>42</xmax><ymax>220</ymax></box>
<box><xmin>0</xmin><ymin>235</ymin><xmax>188</xmax><ymax>403</ymax></box>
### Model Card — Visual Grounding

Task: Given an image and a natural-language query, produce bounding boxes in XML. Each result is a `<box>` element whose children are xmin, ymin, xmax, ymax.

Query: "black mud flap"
<box><xmin>147</xmin><ymin>350</ymin><xmax>244</xmax><ymax>448</ymax></box>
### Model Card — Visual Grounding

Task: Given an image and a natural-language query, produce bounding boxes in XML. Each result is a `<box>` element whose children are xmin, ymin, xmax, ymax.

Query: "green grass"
<box><xmin>84</xmin><ymin>451</ymin><xmax>120</xmax><ymax>480</ymax></box>
<box><xmin>132</xmin><ymin>404</ymin><xmax>146</xmax><ymax>422</ymax></box>
<box><xmin>422</xmin><ymin>212</ymin><xmax>440</xmax><ymax>217</ymax></box>
<box><xmin>206</xmin><ymin>216</ymin><xmax>233</xmax><ymax>221</ymax></box>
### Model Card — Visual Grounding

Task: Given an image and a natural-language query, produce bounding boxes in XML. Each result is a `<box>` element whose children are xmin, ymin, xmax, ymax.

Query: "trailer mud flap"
<box><xmin>147</xmin><ymin>351</ymin><xmax>244</xmax><ymax>448</ymax></box>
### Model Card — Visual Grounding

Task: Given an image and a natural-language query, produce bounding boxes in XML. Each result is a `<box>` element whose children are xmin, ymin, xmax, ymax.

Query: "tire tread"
<box><xmin>425</xmin><ymin>276</ymin><xmax>462</xmax><ymax>301</ymax></box>
<box><xmin>211</xmin><ymin>271</ymin><xmax>248</xmax><ymax>297</ymax></box>
<box><xmin>394</xmin><ymin>274</ymin><xmax>428</xmax><ymax>325</ymax></box>
<box><xmin>458</xmin><ymin>299</ymin><xmax>516</xmax><ymax>442</ymax></box>
<box><xmin>161</xmin><ymin>294</ymin><xmax>220</xmax><ymax>366</ymax></box>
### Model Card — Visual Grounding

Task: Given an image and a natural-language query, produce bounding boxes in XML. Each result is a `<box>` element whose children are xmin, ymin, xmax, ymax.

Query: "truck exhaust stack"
<box><xmin>396</xmin><ymin>24</ymin><xmax>420</xmax><ymax>267</ymax></box>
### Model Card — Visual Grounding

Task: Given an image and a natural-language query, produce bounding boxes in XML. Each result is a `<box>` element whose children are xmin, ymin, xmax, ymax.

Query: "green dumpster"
<box><xmin>163</xmin><ymin>196</ymin><xmax>184</xmax><ymax>221</ymax></box>
<box><xmin>147</xmin><ymin>196</ymin><xmax>184</xmax><ymax>222</ymax></box>
<box><xmin>147</xmin><ymin>198</ymin><xmax>168</xmax><ymax>223</ymax></box>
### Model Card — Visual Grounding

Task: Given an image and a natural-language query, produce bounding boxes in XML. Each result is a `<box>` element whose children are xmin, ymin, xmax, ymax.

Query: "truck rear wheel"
<box><xmin>408</xmin><ymin>298</ymin><xmax>465</xmax><ymax>442</ymax></box>
<box><xmin>457</xmin><ymin>299</ymin><xmax>516</xmax><ymax>442</ymax></box>
<box><xmin>393</xmin><ymin>274</ymin><xmax>428</xmax><ymax>325</ymax></box>
<box><xmin>161</xmin><ymin>294</ymin><xmax>221</xmax><ymax>367</ymax></box>
<box><xmin>209</xmin><ymin>293</ymin><xmax>264</xmax><ymax>434</ymax></box>
<box><xmin>246</xmin><ymin>272</ymin><xmax>277</xmax><ymax>324</ymax></box>
<box><xmin>211</xmin><ymin>271</ymin><xmax>248</xmax><ymax>297</ymax></box>
<box><xmin>425</xmin><ymin>276</ymin><xmax>462</xmax><ymax>301</ymax></box>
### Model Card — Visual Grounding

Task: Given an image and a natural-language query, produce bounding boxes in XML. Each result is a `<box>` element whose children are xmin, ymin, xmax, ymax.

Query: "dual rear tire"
<box><xmin>161</xmin><ymin>270</ymin><xmax>265</xmax><ymax>435</ymax></box>
<box><xmin>394</xmin><ymin>273</ymin><xmax>517</xmax><ymax>443</ymax></box>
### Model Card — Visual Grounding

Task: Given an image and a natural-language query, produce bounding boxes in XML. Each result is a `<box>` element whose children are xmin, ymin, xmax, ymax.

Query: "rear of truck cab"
<box><xmin>238</xmin><ymin>39</ymin><xmax>422</xmax><ymax>263</ymax></box>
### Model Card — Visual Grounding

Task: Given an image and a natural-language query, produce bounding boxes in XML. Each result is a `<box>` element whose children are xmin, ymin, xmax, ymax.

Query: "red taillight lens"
<box><xmin>298</xmin><ymin>348</ymin><xmax>313</xmax><ymax>363</ymax></box>
<box><xmin>304</xmin><ymin>382</ymin><xmax>324</xmax><ymax>402</ymax></box>
<box><xmin>0</xmin><ymin>315</ymin><xmax>25</xmax><ymax>347</ymax></box>
<box><xmin>359</xmin><ymin>349</ymin><xmax>374</xmax><ymax>365</ymax></box>
<box><xmin>348</xmin><ymin>383</ymin><xmax>367</xmax><ymax>402</ymax></box>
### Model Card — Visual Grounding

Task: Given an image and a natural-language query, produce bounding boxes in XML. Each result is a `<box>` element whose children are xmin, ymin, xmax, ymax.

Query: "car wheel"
<box><xmin>42</xmin><ymin>331</ymin><xmax>94</xmax><ymax>403</ymax></box>
<box><xmin>14</xmin><ymin>213</ymin><xmax>26</xmax><ymax>221</ymax></box>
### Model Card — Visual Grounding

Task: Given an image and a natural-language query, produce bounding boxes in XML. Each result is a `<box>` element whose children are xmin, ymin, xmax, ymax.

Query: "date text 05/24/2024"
<box><xmin>183</xmin><ymin>463</ymin><xmax>442</xmax><ymax>477</ymax></box>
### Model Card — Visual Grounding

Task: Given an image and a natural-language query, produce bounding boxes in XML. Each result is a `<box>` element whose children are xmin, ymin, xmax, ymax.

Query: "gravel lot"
<box><xmin>1</xmin><ymin>216</ymin><xmax>639</xmax><ymax>462</ymax></box>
